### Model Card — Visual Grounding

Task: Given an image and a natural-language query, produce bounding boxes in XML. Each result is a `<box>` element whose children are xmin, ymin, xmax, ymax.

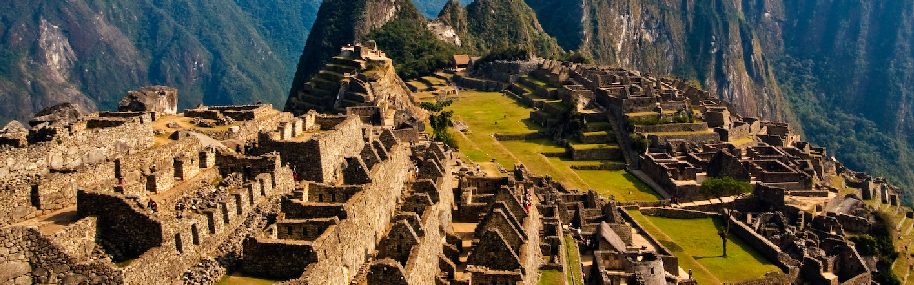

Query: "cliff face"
<box><xmin>523</xmin><ymin>0</ymin><xmax>914</xmax><ymax>191</ymax></box>
<box><xmin>522</xmin><ymin>0</ymin><xmax>788</xmax><ymax>120</ymax></box>
<box><xmin>0</xmin><ymin>0</ymin><xmax>322</xmax><ymax>124</ymax></box>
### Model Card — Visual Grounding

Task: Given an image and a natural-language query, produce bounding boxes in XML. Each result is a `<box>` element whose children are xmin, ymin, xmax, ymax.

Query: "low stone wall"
<box><xmin>570</xmin><ymin>147</ymin><xmax>622</xmax><ymax>161</ymax></box>
<box><xmin>786</xmin><ymin>190</ymin><xmax>829</xmax><ymax>197</ymax></box>
<box><xmin>646</xmin><ymin>132</ymin><xmax>720</xmax><ymax>145</ymax></box>
<box><xmin>727</xmin><ymin>215</ymin><xmax>793</xmax><ymax>272</ymax></box>
<box><xmin>641</xmin><ymin>207</ymin><xmax>710</xmax><ymax>219</ymax></box>
<box><xmin>454</xmin><ymin>76</ymin><xmax>505</xmax><ymax>92</ymax></box>
<box><xmin>0</xmin><ymin>222</ymin><xmax>124</xmax><ymax>284</ymax></box>
<box><xmin>634</xmin><ymin>122</ymin><xmax>709</xmax><ymax>134</ymax></box>
<box><xmin>493</xmin><ymin>132</ymin><xmax>543</xmax><ymax>141</ymax></box>
<box><xmin>569</xmin><ymin>162</ymin><xmax>625</xmax><ymax>171</ymax></box>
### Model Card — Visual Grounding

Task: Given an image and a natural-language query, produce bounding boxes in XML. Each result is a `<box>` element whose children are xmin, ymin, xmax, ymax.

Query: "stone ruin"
<box><xmin>450</xmin><ymin>57</ymin><xmax>902</xmax><ymax>284</ymax></box>
<box><xmin>0</xmin><ymin>43</ymin><xmax>903</xmax><ymax>285</ymax></box>
<box><xmin>118</xmin><ymin>86</ymin><xmax>179</xmax><ymax>115</ymax></box>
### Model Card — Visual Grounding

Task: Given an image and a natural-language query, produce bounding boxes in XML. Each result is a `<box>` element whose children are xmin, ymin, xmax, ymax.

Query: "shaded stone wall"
<box><xmin>403</xmin><ymin>173</ymin><xmax>455</xmax><ymax>284</ymax></box>
<box><xmin>0</xmin><ymin>221</ymin><xmax>124</xmax><ymax>284</ymax></box>
<box><xmin>284</xmin><ymin>145</ymin><xmax>412</xmax><ymax>284</ymax></box>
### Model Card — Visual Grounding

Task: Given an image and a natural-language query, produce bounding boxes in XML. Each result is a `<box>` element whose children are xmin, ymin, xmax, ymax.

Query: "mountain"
<box><xmin>287</xmin><ymin>0</ymin><xmax>562</xmax><ymax>103</ymax></box>
<box><xmin>0</xmin><ymin>0</ymin><xmax>329</xmax><ymax>125</ymax></box>
<box><xmin>414</xmin><ymin>0</ymin><xmax>472</xmax><ymax>18</ymax></box>
<box><xmin>523</xmin><ymin>0</ymin><xmax>914</xmax><ymax>194</ymax></box>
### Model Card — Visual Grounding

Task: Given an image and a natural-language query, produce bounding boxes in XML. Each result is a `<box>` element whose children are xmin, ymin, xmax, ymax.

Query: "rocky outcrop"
<box><xmin>118</xmin><ymin>86</ymin><xmax>179</xmax><ymax>115</ymax></box>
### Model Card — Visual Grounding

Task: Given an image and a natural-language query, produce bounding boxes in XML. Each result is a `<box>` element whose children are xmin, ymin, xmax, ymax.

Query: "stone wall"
<box><xmin>727</xmin><ymin>215</ymin><xmax>793</xmax><ymax>272</ymax></box>
<box><xmin>403</xmin><ymin>166</ymin><xmax>456</xmax><ymax>284</ymax></box>
<box><xmin>282</xmin><ymin>145</ymin><xmax>413</xmax><ymax>284</ymax></box>
<box><xmin>0</xmin><ymin>221</ymin><xmax>124</xmax><ymax>284</ymax></box>
<box><xmin>453</xmin><ymin>76</ymin><xmax>506</xmax><ymax>92</ymax></box>
<box><xmin>634</xmin><ymin>122</ymin><xmax>709</xmax><ymax>134</ymax></box>
<box><xmin>0</xmin><ymin>119</ymin><xmax>153</xmax><ymax>225</ymax></box>
<box><xmin>570</xmin><ymin>147</ymin><xmax>622</xmax><ymax>161</ymax></box>
<box><xmin>641</xmin><ymin>207</ymin><xmax>711</xmax><ymax>219</ymax></box>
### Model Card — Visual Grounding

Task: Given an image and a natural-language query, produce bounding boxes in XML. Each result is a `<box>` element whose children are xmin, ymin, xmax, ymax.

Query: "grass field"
<box><xmin>448</xmin><ymin>91</ymin><xmax>659</xmax><ymax>202</ymax></box>
<box><xmin>627</xmin><ymin>210</ymin><xmax>780</xmax><ymax>284</ymax></box>
<box><xmin>538</xmin><ymin>270</ymin><xmax>563</xmax><ymax>285</ymax></box>
<box><xmin>564</xmin><ymin>235</ymin><xmax>585</xmax><ymax>285</ymax></box>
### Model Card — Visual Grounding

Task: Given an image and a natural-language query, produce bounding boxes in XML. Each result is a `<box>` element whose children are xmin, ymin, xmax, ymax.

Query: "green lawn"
<box><xmin>627</xmin><ymin>210</ymin><xmax>780</xmax><ymax>284</ymax></box>
<box><xmin>564</xmin><ymin>235</ymin><xmax>584</xmax><ymax>285</ymax></box>
<box><xmin>448</xmin><ymin>91</ymin><xmax>660</xmax><ymax>202</ymax></box>
<box><xmin>538</xmin><ymin>270</ymin><xmax>563</xmax><ymax>285</ymax></box>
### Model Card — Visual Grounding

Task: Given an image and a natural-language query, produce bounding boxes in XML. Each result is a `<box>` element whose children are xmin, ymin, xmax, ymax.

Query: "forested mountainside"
<box><xmin>0</xmin><ymin>0</ymin><xmax>328</xmax><ymax>125</ymax></box>
<box><xmin>522</xmin><ymin>0</ymin><xmax>914</xmax><ymax>196</ymax></box>
<box><xmin>286</xmin><ymin>0</ymin><xmax>561</xmax><ymax>102</ymax></box>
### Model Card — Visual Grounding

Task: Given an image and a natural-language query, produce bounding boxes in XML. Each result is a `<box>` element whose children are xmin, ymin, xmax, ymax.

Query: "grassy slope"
<box><xmin>627</xmin><ymin>210</ymin><xmax>780</xmax><ymax>284</ymax></box>
<box><xmin>564</xmin><ymin>235</ymin><xmax>584</xmax><ymax>285</ymax></box>
<box><xmin>448</xmin><ymin>90</ymin><xmax>658</xmax><ymax>201</ymax></box>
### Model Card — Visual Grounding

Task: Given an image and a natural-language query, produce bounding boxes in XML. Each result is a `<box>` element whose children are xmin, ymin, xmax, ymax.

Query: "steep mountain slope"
<box><xmin>414</xmin><ymin>0</ymin><xmax>472</xmax><ymax>18</ymax></box>
<box><xmin>0</xmin><ymin>0</ymin><xmax>324</xmax><ymax>125</ymax></box>
<box><xmin>287</xmin><ymin>0</ymin><xmax>562</xmax><ymax>104</ymax></box>
<box><xmin>523</xmin><ymin>0</ymin><xmax>788</xmax><ymax>121</ymax></box>
<box><xmin>523</xmin><ymin>0</ymin><xmax>914</xmax><ymax>193</ymax></box>
<box><xmin>286</xmin><ymin>0</ymin><xmax>420</xmax><ymax>102</ymax></box>
<box><xmin>461</xmin><ymin>0</ymin><xmax>562</xmax><ymax>57</ymax></box>
<box><xmin>773</xmin><ymin>0</ymin><xmax>914</xmax><ymax>194</ymax></box>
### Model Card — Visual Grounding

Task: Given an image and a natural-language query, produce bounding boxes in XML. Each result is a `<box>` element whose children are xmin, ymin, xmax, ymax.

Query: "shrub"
<box><xmin>701</xmin><ymin>177</ymin><xmax>752</xmax><ymax>197</ymax></box>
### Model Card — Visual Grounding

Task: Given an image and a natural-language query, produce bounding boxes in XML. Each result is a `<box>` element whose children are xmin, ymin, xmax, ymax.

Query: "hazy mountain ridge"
<box><xmin>0</xmin><ymin>0</ymin><xmax>327</xmax><ymax>124</ymax></box>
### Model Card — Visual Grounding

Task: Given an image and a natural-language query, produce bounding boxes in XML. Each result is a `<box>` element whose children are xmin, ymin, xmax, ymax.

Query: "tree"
<box><xmin>701</xmin><ymin>177</ymin><xmax>751</xmax><ymax>257</ymax></box>
<box><xmin>422</xmin><ymin>100</ymin><xmax>456</xmax><ymax>147</ymax></box>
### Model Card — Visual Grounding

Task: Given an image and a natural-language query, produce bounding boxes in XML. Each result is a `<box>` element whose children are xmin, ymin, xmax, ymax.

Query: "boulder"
<box><xmin>118</xmin><ymin>86</ymin><xmax>179</xmax><ymax>115</ymax></box>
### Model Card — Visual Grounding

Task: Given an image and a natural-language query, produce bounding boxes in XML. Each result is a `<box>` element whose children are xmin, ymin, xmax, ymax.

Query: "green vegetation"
<box><xmin>778</xmin><ymin>57</ymin><xmax>914</xmax><ymax>203</ymax></box>
<box><xmin>701</xmin><ymin>177</ymin><xmax>752</xmax><ymax>196</ymax></box>
<box><xmin>630</xmin><ymin>134</ymin><xmax>650</xmax><ymax>154</ymax></box>
<box><xmin>422</xmin><ymin>100</ymin><xmax>457</xmax><ymax>146</ymax></box>
<box><xmin>537</xmin><ymin>270</ymin><xmax>563</xmax><ymax>285</ymax></box>
<box><xmin>628</xmin><ymin>210</ymin><xmax>780</xmax><ymax>284</ymax></box>
<box><xmin>369</xmin><ymin>8</ymin><xmax>458</xmax><ymax>79</ymax></box>
<box><xmin>853</xmin><ymin>211</ymin><xmax>901</xmax><ymax>284</ymax></box>
<box><xmin>563</xmin><ymin>235</ymin><xmax>584</xmax><ymax>285</ymax></box>
<box><xmin>477</xmin><ymin>46</ymin><xmax>531</xmax><ymax>64</ymax></box>
<box><xmin>464</xmin><ymin>0</ymin><xmax>563</xmax><ymax>58</ymax></box>
<box><xmin>448</xmin><ymin>90</ymin><xmax>659</xmax><ymax>202</ymax></box>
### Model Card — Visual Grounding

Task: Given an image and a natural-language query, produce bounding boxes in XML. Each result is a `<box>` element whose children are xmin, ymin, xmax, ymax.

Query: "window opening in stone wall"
<box><xmin>175</xmin><ymin>233</ymin><xmax>184</xmax><ymax>253</ymax></box>
<box><xmin>191</xmin><ymin>224</ymin><xmax>200</xmax><ymax>245</ymax></box>
<box><xmin>30</xmin><ymin>185</ymin><xmax>40</xmax><ymax>208</ymax></box>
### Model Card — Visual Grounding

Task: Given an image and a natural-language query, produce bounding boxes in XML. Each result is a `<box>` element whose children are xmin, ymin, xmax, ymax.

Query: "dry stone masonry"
<box><xmin>0</xmin><ymin>43</ymin><xmax>905</xmax><ymax>285</ymax></box>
